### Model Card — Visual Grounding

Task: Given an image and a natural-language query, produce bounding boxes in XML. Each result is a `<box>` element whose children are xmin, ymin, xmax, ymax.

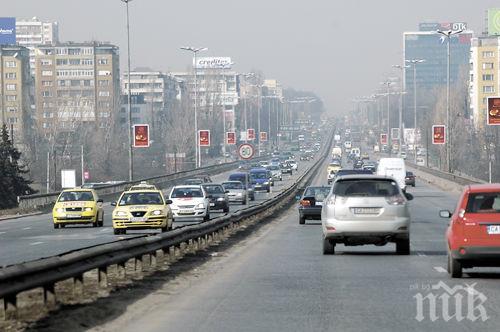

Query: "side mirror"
<box><xmin>439</xmin><ymin>210</ymin><xmax>452</xmax><ymax>218</ymax></box>
<box><xmin>404</xmin><ymin>193</ymin><xmax>414</xmax><ymax>201</ymax></box>
<box><xmin>97</xmin><ymin>199</ymin><xmax>104</xmax><ymax>204</ymax></box>
<box><xmin>111</xmin><ymin>202</ymin><xmax>117</xmax><ymax>206</ymax></box>
<box><xmin>225</xmin><ymin>190</ymin><xmax>230</xmax><ymax>194</ymax></box>
<box><xmin>165</xmin><ymin>199</ymin><xmax>173</xmax><ymax>205</ymax></box>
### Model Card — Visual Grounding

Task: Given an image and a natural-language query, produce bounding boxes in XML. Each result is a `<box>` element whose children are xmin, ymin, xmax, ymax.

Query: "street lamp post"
<box><xmin>121</xmin><ymin>0</ymin><xmax>134</xmax><ymax>181</ymax></box>
<box><xmin>381</xmin><ymin>81</ymin><xmax>393</xmax><ymax>156</ymax></box>
<box><xmin>392</xmin><ymin>65</ymin><xmax>409</xmax><ymax>157</ymax></box>
<box><xmin>180</xmin><ymin>46</ymin><xmax>208</xmax><ymax>168</ymax></box>
<box><xmin>406</xmin><ymin>59</ymin><xmax>425</xmax><ymax>162</ymax></box>
<box><xmin>437</xmin><ymin>29</ymin><xmax>463</xmax><ymax>173</ymax></box>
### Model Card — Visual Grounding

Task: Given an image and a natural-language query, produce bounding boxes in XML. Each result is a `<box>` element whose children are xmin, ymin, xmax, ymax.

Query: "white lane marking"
<box><xmin>0</xmin><ymin>231</ymin><xmax>5</xmax><ymax>235</ymax></box>
<box><xmin>30</xmin><ymin>241</ymin><xmax>44</xmax><ymax>246</ymax></box>
<box><xmin>23</xmin><ymin>227</ymin><xmax>32</xmax><ymax>230</ymax></box>
<box><xmin>100</xmin><ymin>228</ymin><xmax>108</xmax><ymax>232</ymax></box>
<box><xmin>434</xmin><ymin>266</ymin><xmax>447</xmax><ymax>273</ymax></box>
<box><xmin>417</xmin><ymin>253</ymin><xmax>427</xmax><ymax>257</ymax></box>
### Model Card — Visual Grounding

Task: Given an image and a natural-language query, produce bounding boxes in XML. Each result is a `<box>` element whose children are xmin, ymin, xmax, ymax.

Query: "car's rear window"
<box><xmin>58</xmin><ymin>191</ymin><xmax>94</xmax><ymax>202</ymax></box>
<box><xmin>203</xmin><ymin>185</ymin><xmax>224</xmax><ymax>193</ymax></box>
<box><xmin>223</xmin><ymin>182</ymin><xmax>243</xmax><ymax>190</ymax></box>
<box><xmin>119</xmin><ymin>192</ymin><xmax>163</xmax><ymax>205</ymax></box>
<box><xmin>333</xmin><ymin>180</ymin><xmax>400</xmax><ymax>197</ymax></box>
<box><xmin>466</xmin><ymin>193</ymin><xmax>500</xmax><ymax>213</ymax></box>
<box><xmin>303</xmin><ymin>187</ymin><xmax>331</xmax><ymax>201</ymax></box>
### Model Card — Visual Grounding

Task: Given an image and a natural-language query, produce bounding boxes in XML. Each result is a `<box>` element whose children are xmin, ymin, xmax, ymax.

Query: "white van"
<box><xmin>351</xmin><ymin>147</ymin><xmax>361</xmax><ymax>158</ymax></box>
<box><xmin>376</xmin><ymin>158</ymin><xmax>406</xmax><ymax>191</ymax></box>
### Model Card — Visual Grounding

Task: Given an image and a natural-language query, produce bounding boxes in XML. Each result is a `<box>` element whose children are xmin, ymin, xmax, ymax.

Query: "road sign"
<box><xmin>238</xmin><ymin>144</ymin><xmax>255</xmax><ymax>160</ymax></box>
<box><xmin>133</xmin><ymin>124</ymin><xmax>150</xmax><ymax>147</ymax></box>
<box><xmin>61</xmin><ymin>169</ymin><xmax>76</xmax><ymax>189</ymax></box>
<box><xmin>199</xmin><ymin>130</ymin><xmax>210</xmax><ymax>147</ymax></box>
<box><xmin>227</xmin><ymin>132</ymin><xmax>236</xmax><ymax>145</ymax></box>
<box><xmin>380</xmin><ymin>133</ymin><xmax>388</xmax><ymax>145</ymax></box>
<box><xmin>83</xmin><ymin>171</ymin><xmax>90</xmax><ymax>180</ymax></box>
<box><xmin>432</xmin><ymin>125</ymin><xmax>446</xmax><ymax>144</ymax></box>
<box><xmin>260</xmin><ymin>132</ymin><xmax>268</xmax><ymax>142</ymax></box>
<box><xmin>487</xmin><ymin>97</ymin><xmax>500</xmax><ymax>125</ymax></box>
<box><xmin>391</xmin><ymin>128</ymin><xmax>400</xmax><ymax>140</ymax></box>
<box><xmin>247</xmin><ymin>128</ymin><xmax>255</xmax><ymax>140</ymax></box>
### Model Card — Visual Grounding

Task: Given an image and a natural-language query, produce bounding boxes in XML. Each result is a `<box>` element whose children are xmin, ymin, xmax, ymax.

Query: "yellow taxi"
<box><xmin>327</xmin><ymin>161</ymin><xmax>342</xmax><ymax>175</ymax></box>
<box><xmin>52</xmin><ymin>188</ymin><xmax>104</xmax><ymax>229</ymax></box>
<box><xmin>112</xmin><ymin>186</ymin><xmax>173</xmax><ymax>235</ymax></box>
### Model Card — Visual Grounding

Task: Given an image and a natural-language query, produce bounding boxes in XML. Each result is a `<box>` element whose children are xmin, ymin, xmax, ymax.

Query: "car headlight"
<box><xmin>196</xmin><ymin>203</ymin><xmax>205</xmax><ymax>209</ymax></box>
<box><xmin>152</xmin><ymin>210</ymin><xmax>162</xmax><ymax>215</ymax></box>
<box><xmin>264</xmin><ymin>182</ymin><xmax>269</xmax><ymax>185</ymax></box>
<box><xmin>56</xmin><ymin>208</ymin><xmax>64</xmax><ymax>213</ymax></box>
<box><xmin>84</xmin><ymin>207</ymin><xmax>93</xmax><ymax>212</ymax></box>
<box><xmin>217</xmin><ymin>197</ymin><xmax>225</xmax><ymax>202</ymax></box>
<box><xmin>115</xmin><ymin>211</ymin><xmax>127</xmax><ymax>217</ymax></box>
<box><xmin>236</xmin><ymin>193</ymin><xmax>243</xmax><ymax>197</ymax></box>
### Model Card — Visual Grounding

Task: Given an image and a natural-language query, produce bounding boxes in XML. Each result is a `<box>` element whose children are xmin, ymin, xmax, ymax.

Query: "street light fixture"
<box><xmin>405</xmin><ymin>59</ymin><xmax>425</xmax><ymax>162</ymax></box>
<box><xmin>180</xmin><ymin>46</ymin><xmax>208</xmax><ymax>168</ymax></box>
<box><xmin>437</xmin><ymin>29</ymin><xmax>463</xmax><ymax>172</ymax></box>
<box><xmin>380</xmin><ymin>81</ymin><xmax>393</xmax><ymax>155</ymax></box>
<box><xmin>392</xmin><ymin>64</ymin><xmax>410</xmax><ymax>156</ymax></box>
<box><xmin>121</xmin><ymin>0</ymin><xmax>134</xmax><ymax>181</ymax></box>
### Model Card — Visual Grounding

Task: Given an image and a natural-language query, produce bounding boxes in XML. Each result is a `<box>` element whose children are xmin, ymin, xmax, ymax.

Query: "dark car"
<box><xmin>353</xmin><ymin>159</ymin><xmax>364</xmax><ymax>170</ymax></box>
<box><xmin>249</xmin><ymin>168</ymin><xmax>272</xmax><ymax>192</ymax></box>
<box><xmin>362</xmin><ymin>161</ymin><xmax>377</xmax><ymax>172</ymax></box>
<box><xmin>183</xmin><ymin>175</ymin><xmax>212</xmax><ymax>185</ymax></box>
<box><xmin>202</xmin><ymin>184</ymin><xmax>229</xmax><ymax>213</ymax></box>
<box><xmin>228</xmin><ymin>172</ymin><xmax>255</xmax><ymax>201</ymax></box>
<box><xmin>298</xmin><ymin>186</ymin><xmax>331</xmax><ymax>224</ymax></box>
<box><xmin>405</xmin><ymin>171</ymin><xmax>416</xmax><ymax>187</ymax></box>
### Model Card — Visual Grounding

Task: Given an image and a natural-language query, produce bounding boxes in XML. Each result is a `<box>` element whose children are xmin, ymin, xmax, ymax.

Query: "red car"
<box><xmin>440</xmin><ymin>184</ymin><xmax>500</xmax><ymax>278</ymax></box>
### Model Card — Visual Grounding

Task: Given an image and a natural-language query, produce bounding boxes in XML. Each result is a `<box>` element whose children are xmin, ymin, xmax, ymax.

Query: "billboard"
<box><xmin>247</xmin><ymin>128</ymin><xmax>255</xmax><ymax>140</ymax></box>
<box><xmin>195</xmin><ymin>57</ymin><xmax>232</xmax><ymax>69</ymax></box>
<box><xmin>487</xmin><ymin>97</ymin><xmax>500</xmax><ymax>125</ymax></box>
<box><xmin>380</xmin><ymin>133</ymin><xmax>388</xmax><ymax>145</ymax></box>
<box><xmin>488</xmin><ymin>9</ymin><xmax>500</xmax><ymax>35</ymax></box>
<box><xmin>419</xmin><ymin>22</ymin><xmax>468</xmax><ymax>32</ymax></box>
<box><xmin>133</xmin><ymin>124</ymin><xmax>150</xmax><ymax>147</ymax></box>
<box><xmin>432</xmin><ymin>125</ymin><xmax>446</xmax><ymax>144</ymax></box>
<box><xmin>0</xmin><ymin>17</ymin><xmax>16</xmax><ymax>45</ymax></box>
<box><xmin>227</xmin><ymin>132</ymin><xmax>236</xmax><ymax>145</ymax></box>
<box><xmin>61</xmin><ymin>170</ymin><xmax>76</xmax><ymax>189</ymax></box>
<box><xmin>404</xmin><ymin>128</ymin><xmax>415</xmax><ymax>145</ymax></box>
<box><xmin>199</xmin><ymin>130</ymin><xmax>210</xmax><ymax>147</ymax></box>
<box><xmin>260</xmin><ymin>132</ymin><xmax>268</xmax><ymax>142</ymax></box>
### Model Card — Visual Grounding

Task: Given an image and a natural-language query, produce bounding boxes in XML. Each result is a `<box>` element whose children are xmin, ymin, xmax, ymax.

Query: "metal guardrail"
<box><xmin>0</xmin><ymin>133</ymin><xmax>334</xmax><ymax>317</ymax></box>
<box><xmin>406</xmin><ymin>161</ymin><xmax>486</xmax><ymax>186</ymax></box>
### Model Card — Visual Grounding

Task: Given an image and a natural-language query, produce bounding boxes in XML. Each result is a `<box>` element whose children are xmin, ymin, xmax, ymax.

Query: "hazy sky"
<box><xmin>4</xmin><ymin>0</ymin><xmax>499</xmax><ymax>113</ymax></box>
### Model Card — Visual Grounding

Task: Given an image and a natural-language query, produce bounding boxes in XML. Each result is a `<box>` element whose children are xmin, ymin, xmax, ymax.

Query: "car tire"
<box><xmin>251</xmin><ymin>195</ymin><xmax>255</xmax><ymax>201</ymax></box>
<box><xmin>113</xmin><ymin>228</ymin><xmax>123</xmax><ymax>235</ymax></box>
<box><xmin>299</xmin><ymin>216</ymin><xmax>305</xmax><ymax>225</ymax></box>
<box><xmin>223</xmin><ymin>206</ymin><xmax>230</xmax><ymax>213</ymax></box>
<box><xmin>53</xmin><ymin>223</ymin><xmax>59</xmax><ymax>229</ymax></box>
<box><xmin>322</xmin><ymin>237</ymin><xmax>335</xmax><ymax>255</ymax></box>
<box><xmin>267</xmin><ymin>188</ymin><xmax>271</xmax><ymax>193</ymax></box>
<box><xmin>161</xmin><ymin>226</ymin><xmax>169</xmax><ymax>233</ymax></box>
<box><xmin>242</xmin><ymin>199</ymin><xmax>247</xmax><ymax>205</ymax></box>
<box><xmin>93</xmin><ymin>221</ymin><xmax>99</xmax><ymax>228</ymax></box>
<box><xmin>448</xmin><ymin>254</ymin><xmax>463</xmax><ymax>278</ymax></box>
<box><xmin>412</xmin><ymin>183</ymin><xmax>415</xmax><ymax>187</ymax></box>
<box><xmin>204</xmin><ymin>211</ymin><xmax>210</xmax><ymax>221</ymax></box>
<box><xmin>396</xmin><ymin>238</ymin><xmax>410</xmax><ymax>255</ymax></box>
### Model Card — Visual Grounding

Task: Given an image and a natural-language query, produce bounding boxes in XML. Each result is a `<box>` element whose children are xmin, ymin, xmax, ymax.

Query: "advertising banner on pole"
<box><xmin>260</xmin><ymin>132</ymin><xmax>268</xmax><ymax>142</ymax></box>
<box><xmin>227</xmin><ymin>132</ymin><xmax>236</xmax><ymax>145</ymax></box>
<box><xmin>380</xmin><ymin>133</ymin><xmax>388</xmax><ymax>145</ymax></box>
<box><xmin>0</xmin><ymin>18</ymin><xmax>16</xmax><ymax>45</ymax></box>
<box><xmin>432</xmin><ymin>125</ymin><xmax>446</xmax><ymax>144</ymax></box>
<box><xmin>133</xmin><ymin>124</ymin><xmax>150</xmax><ymax>147</ymax></box>
<box><xmin>199</xmin><ymin>130</ymin><xmax>210</xmax><ymax>147</ymax></box>
<box><xmin>487</xmin><ymin>96</ymin><xmax>500</xmax><ymax>125</ymax></box>
<box><xmin>247</xmin><ymin>129</ymin><xmax>255</xmax><ymax>141</ymax></box>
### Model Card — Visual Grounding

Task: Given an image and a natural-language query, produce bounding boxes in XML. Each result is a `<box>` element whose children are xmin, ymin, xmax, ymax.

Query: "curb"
<box><xmin>0</xmin><ymin>211</ymin><xmax>45</xmax><ymax>222</ymax></box>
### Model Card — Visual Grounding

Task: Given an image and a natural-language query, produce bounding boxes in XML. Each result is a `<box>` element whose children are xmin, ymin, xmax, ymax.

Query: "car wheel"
<box><xmin>223</xmin><ymin>206</ymin><xmax>230</xmax><ymax>213</ymax></box>
<box><xmin>53</xmin><ymin>223</ymin><xmax>59</xmax><ymax>229</ymax></box>
<box><xmin>93</xmin><ymin>221</ymin><xmax>99</xmax><ymax>227</ymax></box>
<box><xmin>396</xmin><ymin>238</ymin><xmax>410</xmax><ymax>255</ymax></box>
<box><xmin>251</xmin><ymin>195</ymin><xmax>255</xmax><ymax>201</ymax></box>
<box><xmin>412</xmin><ymin>183</ymin><xmax>415</xmax><ymax>187</ymax></box>
<box><xmin>204</xmin><ymin>211</ymin><xmax>210</xmax><ymax>221</ymax></box>
<box><xmin>161</xmin><ymin>226</ymin><xmax>169</xmax><ymax>233</ymax></box>
<box><xmin>299</xmin><ymin>216</ymin><xmax>305</xmax><ymax>225</ymax></box>
<box><xmin>113</xmin><ymin>228</ymin><xmax>121</xmax><ymax>235</ymax></box>
<box><xmin>448</xmin><ymin>254</ymin><xmax>463</xmax><ymax>278</ymax></box>
<box><xmin>242</xmin><ymin>199</ymin><xmax>247</xmax><ymax>205</ymax></box>
<box><xmin>322</xmin><ymin>237</ymin><xmax>335</xmax><ymax>255</ymax></box>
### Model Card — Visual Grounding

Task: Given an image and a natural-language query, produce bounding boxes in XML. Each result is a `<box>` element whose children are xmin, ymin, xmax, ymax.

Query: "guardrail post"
<box><xmin>73</xmin><ymin>274</ymin><xmax>84</xmax><ymax>297</ymax></box>
<box><xmin>150</xmin><ymin>251</ymin><xmax>157</xmax><ymax>267</ymax></box>
<box><xmin>134</xmin><ymin>256</ymin><xmax>143</xmax><ymax>272</ymax></box>
<box><xmin>98</xmin><ymin>267</ymin><xmax>108</xmax><ymax>288</ymax></box>
<box><xmin>2</xmin><ymin>295</ymin><xmax>17</xmax><ymax>320</ymax></box>
<box><xmin>117</xmin><ymin>262</ymin><xmax>126</xmax><ymax>279</ymax></box>
<box><xmin>43</xmin><ymin>284</ymin><xmax>56</xmax><ymax>307</ymax></box>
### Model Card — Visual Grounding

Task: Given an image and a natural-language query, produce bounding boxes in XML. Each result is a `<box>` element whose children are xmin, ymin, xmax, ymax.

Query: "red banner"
<box><xmin>227</xmin><ymin>132</ymin><xmax>236</xmax><ymax>145</ymax></box>
<box><xmin>432</xmin><ymin>125</ymin><xmax>446</xmax><ymax>144</ymax></box>
<box><xmin>247</xmin><ymin>128</ymin><xmax>255</xmax><ymax>140</ymax></box>
<box><xmin>199</xmin><ymin>130</ymin><xmax>210</xmax><ymax>147</ymax></box>
<box><xmin>260</xmin><ymin>132</ymin><xmax>268</xmax><ymax>142</ymax></box>
<box><xmin>380</xmin><ymin>133</ymin><xmax>388</xmax><ymax>145</ymax></box>
<box><xmin>133</xmin><ymin>124</ymin><xmax>150</xmax><ymax>147</ymax></box>
<box><xmin>487</xmin><ymin>97</ymin><xmax>500</xmax><ymax>125</ymax></box>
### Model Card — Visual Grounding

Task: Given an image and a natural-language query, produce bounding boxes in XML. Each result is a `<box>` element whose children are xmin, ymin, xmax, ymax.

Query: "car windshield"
<box><xmin>119</xmin><ymin>192</ymin><xmax>163</xmax><ymax>205</ymax></box>
<box><xmin>268</xmin><ymin>166</ymin><xmax>280</xmax><ymax>170</ymax></box>
<box><xmin>171</xmin><ymin>188</ymin><xmax>204</xmax><ymax>198</ymax></box>
<box><xmin>336</xmin><ymin>170</ymin><xmax>373</xmax><ymax>176</ymax></box>
<box><xmin>250</xmin><ymin>172</ymin><xmax>268</xmax><ymax>180</ymax></box>
<box><xmin>466</xmin><ymin>193</ymin><xmax>500</xmax><ymax>213</ymax></box>
<box><xmin>229</xmin><ymin>175</ymin><xmax>246</xmax><ymax>183</ymax></box>
<box><xmin>184</xmin><ymin>179</ymin><xmax>203</xmax><ymax>185</ymax></box>
<box><xmin>223</xmin><ymin>182</ymin><xmax>244</xmax><ymax>190</ymax></box>
<box><xmin>203</xmin><ymin>185</ymin><xmax>224</xmax><ymax>193</ymax></box>
<box><xmin>334</xmin><ymin>180</ymin><xmax>400</xmax><ymax>197</ymax></box>
<box><xmin>303</xmin><ymin>187</ymin><xmax>331</xmax><ymax>202</ymax></box>
<box><xmin>58</xmin><ymin>191</ymin><xmax>94</xmax><ymax>202</ymax></box>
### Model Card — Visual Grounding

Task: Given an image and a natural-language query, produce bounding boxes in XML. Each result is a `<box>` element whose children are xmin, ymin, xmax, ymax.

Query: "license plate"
<box><xmin>487</xmin><ymin>225</ymin><xmax>500</xmax><ymax>235</ymax></box>
<box><xmin>210</xmin><ymin>203</ymin><xmax>215</xmax><ymax>207</ymax></box>
<box><xmin>66</xmin><ymin>214</ymin><xmax>80</xmax><ymax>218</ymax></box>
<box><xmin>352</xmin><ymin>207</ymin><xmax>380</xmax><ymax>215</ymax></box>
<box><xmin>179</xmin><ymin>210</ymin><xmax>193</xmax><ymax>214</ymax></box>
<box><xmin>316</xmin><ymin>202</ymin><xmax>323</xmax><ymax>206</ymax></box>
<box><xmin>130</xmin><ymin>217</ymin><xmax>147</xmax><ymax>222</ymax></box>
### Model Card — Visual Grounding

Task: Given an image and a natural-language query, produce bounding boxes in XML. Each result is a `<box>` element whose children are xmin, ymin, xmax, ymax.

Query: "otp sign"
<box><xmin>133</xmin><ymin>124</ymin><xmax>150</xmax><ymax>147</ymax></box>
<box><xmin>199</xmin><ymin>130</ymin><xmax>210</xmax><ymax>147</ymax></box>
<box><xmin>432</xmin><ymin>125</ymin><xmax>446</xmax><ymax>144</ymax></box>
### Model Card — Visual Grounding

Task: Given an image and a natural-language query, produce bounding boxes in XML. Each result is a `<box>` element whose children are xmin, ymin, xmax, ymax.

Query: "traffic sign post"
<box><xmin>238</xmin><ymin>144</ymin><xmax>255</xmax><ymax>160</ymax></box>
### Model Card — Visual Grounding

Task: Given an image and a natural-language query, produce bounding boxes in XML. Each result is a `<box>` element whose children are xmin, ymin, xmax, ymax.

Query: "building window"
<box><xmin>6</xmin><ymin>84</ymin><xmax>16</xmax><ymax>91</ymax></box>
<box><xmin>42</xmin><ymin>122</ymin><xmax>51</xmax><ymax>128</ymax></box>
<box><xmin>42</xmin><ymin>80</ymin><xmax>53</xmax><ymax>86</ymax></box>
<box><xmin>42</xmin><ymin>70</ymin><xmax>53</xmax><ymax>76</ymax></box>
<box><xmin>42</xmin><ymin>90</ymin><xmax>52</xmax><ymax>97</ymax></box>
<box><xmin>81</xmin><ymin>59</ymin><xmax>93</xmax><ymax>65</ymax></box>
<box><xmin>5</xmin><ymin>72</ymin><xmax>16</xmax><ymax>79</ymax></box>
<box><xmin>8</xmin><ymin>117</ymin><xmax>18</xmax><ymax>123</ymax></box>
<box><xmin>98</xmin><ymin>90</ymin><xmax>110</xmax><ymax>97</ymax></box>
<box><xmin>70</xmin><ymin>80</ymin><xmax>81</xmax><ymax>87</ymax></box>
<box><xmin>482</xmin><ymin>51</ymin><xmax>495</xmax><ymax>58</ymax></box>
<box><xmin>41</xmin><ymin>59</ymin><xmax>52</xmax><ymax>66</ymax></box>
<box><xmin>58</xmin><ymin>80</ymin><xmax>66</xmax><ymax>86</ymax></box>
<box><xmin>98</xmin><ymin>70</ymin><xmax>111</xmax><ymax>76</ymax></box>
<box><xmin>6</xmin><ymin>95</ymin><xmax>16</xmax><ymax>101</ymax></box>
<box><xmin>482</xmin><ymin>63</ymin><xmax>494</xmax><ymax>70</ymax></box>
<box><xmin>98</xmin><ymin>58</ymin><xmax>108</xmax><ymax>65</ymax></box>
<box><xmin>8</xmin><ymin>107</ymin><xmax>16</xmax><ymax>113</ymax></box>
<box><xmin>56</xmin><ymin>59</ymin><xmax>68</xmax><ymax>65</ymax></box>
<box><xmin>98</xmin><ymin>80</ymin><xmax>109</xmax><ymax>86</ymax></box>
<box><xmin>483</xmin><ymin>85</ymin><xmax>495</xmax><ymax>93</ymax></box>
<box><xmin>68</xmin><ymin>48</ymin><xmax>81</xmax><ymax>55</ymax></box>
<box><xmin>5</xmin><ymin>61</ymin><xmax>16</xmax><ymax>68</ymax></box>
<box><xmin>482</xmin><ymin>74</ymin><xmax>494</xmax><ymax>81</ymax></box>
<box><xmin>83</xmin><ymin>80</ymin><xmax>93</xmax><ymax>87</ymax></box>
<box><xmin>69</xmin><ymin>59</ymin><xmax>81</xmax><ymax>66</ymax></box>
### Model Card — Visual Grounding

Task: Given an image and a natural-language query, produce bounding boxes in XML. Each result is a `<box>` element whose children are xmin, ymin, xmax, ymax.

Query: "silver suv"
<box><xmin>321</xmin><ymin>175</ymin><xmax>413</xmax><ymax>255</ymax></box>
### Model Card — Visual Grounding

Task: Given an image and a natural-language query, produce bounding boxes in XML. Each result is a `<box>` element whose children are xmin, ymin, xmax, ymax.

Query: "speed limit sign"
<box><xmin>238</xmin><ymin>144</ymin><xmax>255</xmax><ymax>160</ymax></box>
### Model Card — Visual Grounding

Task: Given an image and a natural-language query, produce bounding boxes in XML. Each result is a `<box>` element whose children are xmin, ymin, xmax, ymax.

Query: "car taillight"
<box><xmin>300</xmin><ymin>200</ymin><xmax>311</xmax><ymax>207</ymax></box>
<box><xmin>385</xmin><ymin>195</ymin><xmax>406</xmax><ymax>205</ymax></box>
<box><xmin>325</xmin><ymin>195</ymin><xmax>336</xmax><ymax>205</ymax></box>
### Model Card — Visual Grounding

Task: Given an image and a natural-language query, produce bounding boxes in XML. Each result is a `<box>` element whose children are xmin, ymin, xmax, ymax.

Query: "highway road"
<box><xmin>0</xmin><ymin>160</ymin><xmax>314</xmax><ymax>267</ymax></box>
<box><xmin>78</xmin><ymin>157</ymin><xmax>500</xmax><ymax>332</ymax></box>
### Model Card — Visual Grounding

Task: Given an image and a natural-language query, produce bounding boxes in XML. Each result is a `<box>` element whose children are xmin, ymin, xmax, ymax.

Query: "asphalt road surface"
<box><xmin>0</xmin><ymin>160</ymin><xmax>313</xmax><ymax>267</ymax></box>
<box><xmin>88</xmin><ymin>158</ymin><xmax>500</xmax><ymax>332</ymax></box>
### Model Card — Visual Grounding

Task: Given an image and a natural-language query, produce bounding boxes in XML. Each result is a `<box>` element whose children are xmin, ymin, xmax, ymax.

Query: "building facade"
<box><xmin>0</xmin><ymin>45</ymin><xmax>32</xmax><ymax>151</ymax></box>
<box><xmin>34</xmin><ymin>42</ymin><xmax>120</xmax><ymax>136</ymax></box>
<box><xmin>16</xmin><ymin>17</ymin><xmax>59</xmax><ymax>75</ymax></box>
